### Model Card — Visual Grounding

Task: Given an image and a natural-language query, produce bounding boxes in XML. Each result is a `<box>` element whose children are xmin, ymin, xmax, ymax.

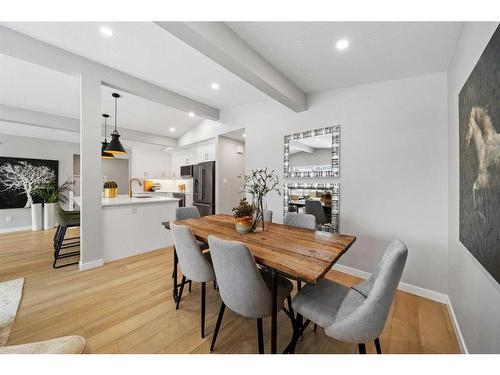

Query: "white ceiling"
<box><xmin>289</xmin><ymin>134</ymin><xmax>331</xmax><ymax>154</ymax></box>
<box><xmin>227</xmin><ymin>22</ymin><xmax>463</xmax><ymax>92</ymax></box>
<box><xmin>0</xmin><ymin>53</ymin><xmax>204</xmax><ymax>138</ymax></box>
<box><xmin>1</xmin><ymin>22</ymin><xmax>269</xmax><ymax>110</ymax></box>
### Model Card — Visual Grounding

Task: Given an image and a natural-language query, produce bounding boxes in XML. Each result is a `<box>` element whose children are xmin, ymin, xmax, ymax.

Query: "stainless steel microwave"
<box><xmin>180</xmin><ymin>165</ymin><xmax>193</xmax><ymax>178</ymax></box>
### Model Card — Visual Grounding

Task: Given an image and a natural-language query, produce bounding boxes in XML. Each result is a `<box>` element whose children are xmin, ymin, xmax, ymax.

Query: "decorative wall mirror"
<box><xmin>284</xmin><ymin>125</ymin><xmax>340</xmax><ymax>178</ymax></box>
<box><xmin>284</xmin><ymin>183</ymin><xmax>340</xmax><ymax>233</ymax></box>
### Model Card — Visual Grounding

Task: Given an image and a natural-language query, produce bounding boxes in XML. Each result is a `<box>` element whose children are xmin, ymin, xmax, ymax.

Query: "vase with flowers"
<box><xmin>243</xmin><ymin>168</ymin><xmax>280</xmax><ymax>232</ymax></box>
<box><xmin>232</xmin><ymin>197</ymin><xmax>254</xmax><ymax>233</ymax></box>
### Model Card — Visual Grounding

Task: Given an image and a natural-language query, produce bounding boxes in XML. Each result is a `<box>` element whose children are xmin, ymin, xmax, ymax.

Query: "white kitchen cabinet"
<box><xmin>197</xmin><ymin>143</ymin><xmax>215</xmax><ymax>162</ymax></box>
<box><xmin>131</xmin><ymin>150</ymin><xmax>172</xmax><ymax>179</ymax></box>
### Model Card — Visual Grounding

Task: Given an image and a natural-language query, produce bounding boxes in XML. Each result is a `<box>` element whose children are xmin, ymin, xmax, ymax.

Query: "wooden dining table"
<box><xmin>163</xmin><ymin>214</ymin><xmax>356</xmax><ymax>354</ymax></box>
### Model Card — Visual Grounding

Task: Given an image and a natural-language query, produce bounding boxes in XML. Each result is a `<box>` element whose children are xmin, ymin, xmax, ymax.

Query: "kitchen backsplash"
<box><xmin>144</xmin><ymin>178</ymin><xmax>193</xmax><ymax>193</ymax></box>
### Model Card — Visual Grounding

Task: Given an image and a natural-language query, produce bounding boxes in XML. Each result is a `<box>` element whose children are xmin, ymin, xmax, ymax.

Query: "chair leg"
<box><xmin>176</xmin><ymin>276</ymin><xmax>186</xmax><ymax>310</ymax></box>
<box><xmin>213</xmin><ymin>280</ymin><xmax>217</xmax><ymax>290</ymax></box>
<box><xmin>201</xmin><ymin>282</ymin><xmax>206</xmax><ymax>338</ymax></box>
<box><xmin>358</xmin><ymin>343</ymin><xmax>366</xmax><ymax>354</ymax></box>
<box><xmin>314</xmin><ymin>324</ymin><xmax>318</xmax><ymax>332</ymax></box>
<box><xmin>257</xmin><ymin>318</ymin><xmax>264</xmax><ymax>354</ymax></box>
<box><xmin>289</xmin><ymin>312</ymin><xmax>303</xmax><ymax>354</ymax></box>
<box><xmin>189</xmin><ymin>280</ymin><xmax>192</xmax><ymax>292</ymax></box>
<box><xmin>286</xmin><ymin>295</ymin><xmax>295</xmax><ymax>328</ymax></box>
<box><xmin>374</xmin><ymin>338</ymin><xmax>382</xmax><ymax>354</ymax></box>
<box><xmin>297</xmin><ymin>280</ymin><xmax>302</xmax><ymax>291</ymax></box>
<box><xmin>210</xmin><ymin>302</ymin><xmax>226</xmax><ymax>352</ymax></box>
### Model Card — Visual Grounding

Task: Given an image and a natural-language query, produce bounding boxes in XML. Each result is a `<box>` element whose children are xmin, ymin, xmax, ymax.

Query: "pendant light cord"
<box><xmin>104</xmin><ymin>116</ymin><xmax>107</xmax><ymax>141</ymax></box>
<box><xmin>114</xmin><ymin>95</ymin><xmax>118</xmax><ymax>133</ymax></box>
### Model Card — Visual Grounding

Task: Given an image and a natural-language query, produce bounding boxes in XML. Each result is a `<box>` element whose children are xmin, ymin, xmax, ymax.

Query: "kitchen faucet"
<box><xmin>129</xmin><ymin>178</ymin><xmax>143</xmax><ymax>197</ymax></box>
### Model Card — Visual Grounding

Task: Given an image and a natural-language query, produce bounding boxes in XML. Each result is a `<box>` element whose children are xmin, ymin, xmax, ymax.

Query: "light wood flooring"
<box><xmin>0</xmin><ymin>228</ymin><xmax>460</xmax><ymax>354</ymax></box>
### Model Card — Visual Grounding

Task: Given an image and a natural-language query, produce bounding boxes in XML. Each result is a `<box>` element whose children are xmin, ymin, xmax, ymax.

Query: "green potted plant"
<box><xmin>103</xmin><ymin>180</ymin><xmax>118</xmax><ymax>198</ymax></box>
<box><xmin>232</xmin><ymin>198</ymin><xmax>255</xmax><ymax>234</ymax></box>
<box><xmin>34</xmin><ymin>183</ymin><xmax>58</xmax><ymax>230</ymax></box>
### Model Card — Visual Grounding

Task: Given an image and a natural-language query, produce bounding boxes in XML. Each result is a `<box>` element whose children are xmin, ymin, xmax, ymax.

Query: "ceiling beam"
<box><xmin>289</xmin><ymin>140</ymin><xmax>314</xmax><ymax>154</ymax></box>
<box><xmin>0</xmin><ymin>25</ymin><xmax>219</xmax><ymax>121</ymax></box>
<box><xmin>0</xmin><ymin>104</ymin><xmax>177</xmax><ymax>147</ymax></box>
<box><xmin>155</xmin><ymin>22</ymin><xmax>307</xmax><ymax>112</ymax></box>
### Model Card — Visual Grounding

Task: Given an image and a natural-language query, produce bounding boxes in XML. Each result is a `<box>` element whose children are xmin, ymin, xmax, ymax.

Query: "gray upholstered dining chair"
<box><xmin>170</xmin><ymin>223</ymin><xmax>216</xmax><ymax>338</ymax></box>
<box><xmin>284</xmin><ymin>212</ymin><xmax>316</xmax><ymax>290</ymax></box>
<box><xmin>305</xmin><ymin>200</ymin><xmax>328</xmax><ymax>226</ymax></box>
<box><xmin>172</xmin><ymin>206</ymin><xmax>208</xmax><ymax>287</ymax></box>
<box><xmin>207</xmin><ymin>235</ymin><xmax>295</xmax><ymax>354</ymax></box>
<box><xmin>284</xmin><ymin>212</ymin><xmax>316</xmax><ymax>230</ymax></box>
<box><xmin>288</xmin><ymin>240</ymin><xmax>408</xmax><ymax>354</ymax></box>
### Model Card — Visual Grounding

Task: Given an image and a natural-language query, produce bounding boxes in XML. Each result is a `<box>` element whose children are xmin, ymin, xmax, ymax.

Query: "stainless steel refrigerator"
<box><xmin>192</xmin><ymin>161</ymin><xmax>215</xmax><ymax>216</ymax></box>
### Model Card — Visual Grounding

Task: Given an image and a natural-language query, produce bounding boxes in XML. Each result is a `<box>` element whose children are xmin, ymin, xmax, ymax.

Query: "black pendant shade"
<box><xmin>101</xmin><ymin>113</ymin><xmax>114</xmax><ymax>159</ymax></box>
<box><xmin>105</xmin><ymin>93</ymin><xmax>127</xmax><ymax>155</ymax></box>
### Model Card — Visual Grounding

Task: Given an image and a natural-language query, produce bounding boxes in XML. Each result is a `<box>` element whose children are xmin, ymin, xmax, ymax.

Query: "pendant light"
<box><xmin>101</xmin><ymin>113</ymin><xmax>114</xmax><ymax>159</ymax></box>
<box><xmin>105</xmin><ymin>92</ymin><xmax>127</xmax><ymax>155</ymax></box>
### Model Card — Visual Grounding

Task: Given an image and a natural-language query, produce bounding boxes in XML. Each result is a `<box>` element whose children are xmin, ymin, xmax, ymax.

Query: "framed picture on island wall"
<box><xmin>0</xmin><ymin>156</ymin><xmax>58</xmax><ymax>209</ymax></box>
<box><xmin>459</xmin><ymin>25</ymin><xmax>500</xmax><ymax>284</ymax></box>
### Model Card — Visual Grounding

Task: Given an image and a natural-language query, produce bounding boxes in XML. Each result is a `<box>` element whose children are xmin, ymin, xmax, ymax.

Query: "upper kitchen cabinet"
<box><xmin>197</xmin><ymin>141</ymin><xmax>216</xmax><ymax>163</ymax></box>
<box><xmin>131</xmin><ymin>150</ymin><xmax>171</xmax><ymax>179</ymax></box>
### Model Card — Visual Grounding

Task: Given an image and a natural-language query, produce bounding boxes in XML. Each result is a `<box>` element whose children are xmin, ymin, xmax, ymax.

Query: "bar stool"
<box><xmin>53</xmin><ymin>204</ymin><xmax>80</xmax><ymax>268</ymax></box>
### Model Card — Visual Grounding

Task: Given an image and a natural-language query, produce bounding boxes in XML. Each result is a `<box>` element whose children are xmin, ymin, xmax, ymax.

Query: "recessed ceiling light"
<box><xmin>336</xmin><ymin>39</ymin><xmax>349</xmax><ymax>50</ymax></box>
<box><xmin>170</xmin><ymin>127</ymin><xmax>176</xmax><ymax>132</ymax></box>
<box><xmin>211</xmin><ymin>82</ymin><xmax>220</xmax><ymax>90</ymax></box>
<box><xmin>99</xmin><ymin>26</ymin><xmax>114</xmax><ymax>38</ymax></box>
<box><xmin>188</xmin><ymin>112</ymin><xmax>195</xmax><ymax>117</ymax></box>
<box><xmin>242</xmin><ymin>133</ymin><xmax>246</xmax><ymax>138</ymax></box>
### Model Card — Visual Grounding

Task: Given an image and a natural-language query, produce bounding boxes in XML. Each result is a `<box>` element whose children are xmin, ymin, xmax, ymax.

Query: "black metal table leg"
<box><xmin>172</xmin><ymin>247</ymin><xmax>179</xmax><ymax>303</ymax></box>
<box><xmin>271</xmin><ymin>268</ymin><xmax>278</xmax><ymax>354</ymax></box>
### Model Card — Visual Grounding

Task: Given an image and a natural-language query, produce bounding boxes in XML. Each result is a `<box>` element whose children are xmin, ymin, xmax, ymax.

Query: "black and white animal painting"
<box><xmin>459</xmin><ymin>25</ymin><xmax>500</xmax><ymax>284</ymax></box>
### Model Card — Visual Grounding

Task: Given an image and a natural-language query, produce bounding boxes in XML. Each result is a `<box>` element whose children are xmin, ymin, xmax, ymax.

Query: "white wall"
<box><xmin>447</xmin><ymin>22</ymin><xmax>500</xmax><ymax>354</ymax></box>
<box><xmin>0</xmin><ymin>134</ymin><xmax>78</xmax><ymax>230</ymax></box>
<box><xmin>217</xmin><ymin>136</ymin><xmax>246</xmax><ymax>214</ymax></box>
<box><xmin>181</xmin><ymin>72</ymin><xmax>449</xmax><ymax>295</ymax></box>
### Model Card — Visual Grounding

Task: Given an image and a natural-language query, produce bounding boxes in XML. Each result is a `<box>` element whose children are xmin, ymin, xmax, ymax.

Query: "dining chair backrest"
<box><xmin>170</xmin><ymin>223</ymin><xmax>215</xmax><ymax>282</ymax></box>
<box><xmin>305</xmin><ymin>200</ymin><xmax>328</xmax><ymax>225</ymax></box>
<box><xmin>264</xmin><ymin>210</ymin><xmax>273</xmax><ymax>223</ymax></box>
<box><xmin>175</xmin><ymin>206</ymin><xmax>200</xmax><ymax>221</ymax></box>
<box><xmin>55</xmin><ymin>204</ymin><xmax>80</xmax><ymax>226</ymax></box>
<box><xmin>207</xmin><ymin>235</ymin><xmax>272</xmax><ymax>319</ymax></box>
<box><xmin>325</xmin><ymin>240</ymin><xmax>408</xmax><ymax>343</ymax></box>
<box><xmin>284</xmin><ymin>212</ymin><xmax>316</xmax><ymax>230</ymax></box>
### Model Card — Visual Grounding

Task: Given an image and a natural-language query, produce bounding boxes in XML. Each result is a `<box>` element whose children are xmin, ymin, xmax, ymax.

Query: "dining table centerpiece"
<box><xmin>243</xmin><ymin>167</ymin><xmax>280</xmax><ymax>232</ymax></box>
<box><xmin>232</xmin><ymin>197</ymin><xmax>254</xmax><ymax>234</ymax></box>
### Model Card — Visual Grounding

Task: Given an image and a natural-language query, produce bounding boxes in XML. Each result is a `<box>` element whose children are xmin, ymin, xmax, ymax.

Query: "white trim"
<box><xmin>332</xmin><ymin>263</ymin><xmax>448</xmax><ymax>303</ymax></box>
<box><xmin>0</xmin><ymin>225</ymin><xmax>32</xmax><ymax>234</ymax></box>
<box><xmin>446</xmin><ymin>296</ymin><xmax>468</xmax><ymax>354</ymax></box>
<box><xmin>79</xmin><ymin>259</ymin><xmax>104</xmax><ymax>271</ymax></box>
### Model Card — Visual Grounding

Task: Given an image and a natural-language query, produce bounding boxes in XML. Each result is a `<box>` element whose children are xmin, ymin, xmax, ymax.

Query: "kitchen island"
<box><xmin>74</xmin><ymin>195</ymin><xmax>179</xmax><ymax>262</ymax></box>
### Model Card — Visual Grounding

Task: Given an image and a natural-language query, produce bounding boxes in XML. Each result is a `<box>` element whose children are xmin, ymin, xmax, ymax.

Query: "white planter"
<box><xmin>31</xmin><ymin>203</ymin><xmax>43</xmax><ymax>231</ymax></box>
<box><xmin>43</xmin><ymin>203</ymin><xmax>55</xmax><ymax>230</ymax></box>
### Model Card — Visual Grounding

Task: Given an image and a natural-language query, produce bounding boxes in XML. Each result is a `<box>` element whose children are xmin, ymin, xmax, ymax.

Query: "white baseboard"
<box><xmin>79</xmin><ymin>259</ymin><xmax>104</xmax><ymax>271</ymax></box>
<box><xmin>332</xmin><ymin>263</ymin><xmax>448</xmax><ymax>303</ymax></box>
<box><xmin>446</xmin><ymin>296</ymin><xmax>468</xmax><ymax>354</ymax></box>
<box><xmin>0</xmin><ymin>225</ymin><xmax>32</xmax><ymax>234</ymax></box>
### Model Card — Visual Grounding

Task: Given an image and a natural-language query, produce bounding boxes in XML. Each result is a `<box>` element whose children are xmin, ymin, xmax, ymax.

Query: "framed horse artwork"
<box><xmin>459</xmin><ymin>25</ymin><xmax>500</xmax><ymax>284</ymax></box>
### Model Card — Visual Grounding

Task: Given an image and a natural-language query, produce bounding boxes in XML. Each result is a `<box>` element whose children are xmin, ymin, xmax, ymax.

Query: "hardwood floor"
<box><xmin>0</xmin><ymin>228</ymin><xmax>460</xmax><ymax>354</ymax></box>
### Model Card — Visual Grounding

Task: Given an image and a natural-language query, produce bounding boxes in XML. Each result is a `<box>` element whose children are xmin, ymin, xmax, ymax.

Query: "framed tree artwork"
<box><xmin>0</xmin><ymin>157</ymin><xmax>58</xmax><ymax>209</ymax></box>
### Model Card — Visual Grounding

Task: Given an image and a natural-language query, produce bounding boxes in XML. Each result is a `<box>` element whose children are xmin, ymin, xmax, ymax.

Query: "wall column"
<box><xmin>79</xmin><ymin>71</ymin><xmax>103</xmax><ymax>269</ymax></box>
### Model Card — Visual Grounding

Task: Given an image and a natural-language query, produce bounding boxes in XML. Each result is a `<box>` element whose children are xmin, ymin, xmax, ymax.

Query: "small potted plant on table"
<box><xmin>232</xmin><ymin>198</ymin><xmax>254</xmax><ymax>234</ymax></box>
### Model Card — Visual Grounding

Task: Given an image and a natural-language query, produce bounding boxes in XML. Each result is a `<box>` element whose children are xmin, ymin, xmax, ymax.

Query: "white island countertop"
<box><xmin>73</xmin><ymin>194</ymin><xmax>180</xmax><ymax>207</ymax></box>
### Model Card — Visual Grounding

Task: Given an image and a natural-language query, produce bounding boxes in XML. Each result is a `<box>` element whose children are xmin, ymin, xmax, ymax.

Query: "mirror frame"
<box><xmin>283</xmin><ymin>125</ymin><xmax>340</xmax><ymax>179</ymax></box>
<box><xmin>283</xmin><ymin>182</ymin><xmax>340</xmax><ymax>233</ymax></box>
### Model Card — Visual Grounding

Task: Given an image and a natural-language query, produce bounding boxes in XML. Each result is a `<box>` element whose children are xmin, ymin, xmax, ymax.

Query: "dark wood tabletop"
<box><xmin>170</xmin><ymin>214</ymin><xmax>356</xmax><ymax>284</ymax></box>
